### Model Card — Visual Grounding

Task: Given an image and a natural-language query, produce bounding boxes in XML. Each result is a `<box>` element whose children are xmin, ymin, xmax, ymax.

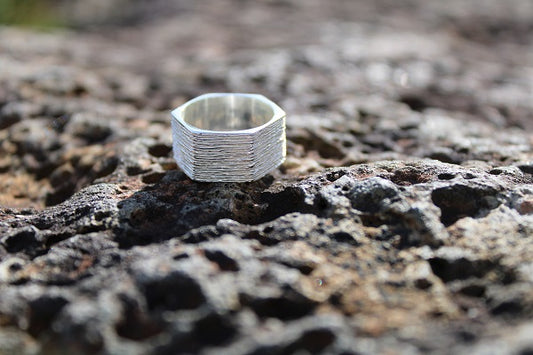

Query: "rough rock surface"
<box><xmin>1</xmin><ymin>0</ymin><xmax>532</xmax><ymax>354</ymax></box>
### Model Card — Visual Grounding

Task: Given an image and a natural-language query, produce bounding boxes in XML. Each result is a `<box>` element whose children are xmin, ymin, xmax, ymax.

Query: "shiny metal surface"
<box><xmin>171</xmin><ymin>93</ymin><xmax>286</xmax><ymax>182</ymax></box>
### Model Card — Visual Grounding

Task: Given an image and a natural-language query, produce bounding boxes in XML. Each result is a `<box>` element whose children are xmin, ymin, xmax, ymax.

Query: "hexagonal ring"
<box><xmin>171</xmin><ymin>93</ymin><xmax>286</xmax><ymax>182</ymax></box>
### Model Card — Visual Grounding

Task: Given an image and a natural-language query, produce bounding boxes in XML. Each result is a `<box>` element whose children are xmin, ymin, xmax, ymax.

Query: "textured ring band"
<box><xmin>171</xmin><ymin>93</ymin><xmax>286</xmax><ymax>182</ymax></box>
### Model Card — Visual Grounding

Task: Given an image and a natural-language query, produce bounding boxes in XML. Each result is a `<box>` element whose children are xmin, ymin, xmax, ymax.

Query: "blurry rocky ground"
<box><xmin>0</xmin><ymin>0</ymin><xmax>532</xmax><ymax>354</ymax></box>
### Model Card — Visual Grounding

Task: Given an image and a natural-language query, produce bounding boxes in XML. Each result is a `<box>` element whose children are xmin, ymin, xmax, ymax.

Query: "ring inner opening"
<box><xmin>182</xmin><ymin>95</ymin><xmax>275</xmax><ymax>131</ymax></box>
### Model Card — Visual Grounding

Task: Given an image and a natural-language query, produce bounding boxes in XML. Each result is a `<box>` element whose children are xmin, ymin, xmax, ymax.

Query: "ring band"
<box><xmin>171</xmin><ymin>93</ymin><xmax>286</xmax><ymax>182</ymax></box>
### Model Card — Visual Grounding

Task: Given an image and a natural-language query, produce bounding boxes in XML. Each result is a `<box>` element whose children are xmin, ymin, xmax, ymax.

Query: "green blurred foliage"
<box><xmin>0</xmin><ymin>0</ymin><xmax>63</xmax><ymax>27</ymax></box>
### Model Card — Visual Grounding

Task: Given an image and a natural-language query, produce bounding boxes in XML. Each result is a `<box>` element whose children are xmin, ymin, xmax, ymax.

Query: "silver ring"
<box><xmin>171</xmin><ymin>93</ymin><xmax>286</xmax><ymax>182</ymax></box>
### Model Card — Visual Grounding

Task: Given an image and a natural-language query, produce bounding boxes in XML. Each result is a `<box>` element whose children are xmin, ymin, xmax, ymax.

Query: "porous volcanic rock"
<box><xmin>0</xmin><ymin>0</ymin><xmax>532</xmax><ymax>354</ymax></box>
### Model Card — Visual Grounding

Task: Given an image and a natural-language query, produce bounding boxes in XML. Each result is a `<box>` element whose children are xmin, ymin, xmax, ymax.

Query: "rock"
<box><xmin>0</xmin><ymin>0</ymin><xmax>532</xmax><ymax>353</ymax></box>
<box><xmin>0</xmin><ymin>101</ymin><xmax>41</xmax><ymax>130</ymax></box>
<box><xmin>65</xmin><ymin>112</ymin><xmax>114</xmax><ymax>144</ymax></box>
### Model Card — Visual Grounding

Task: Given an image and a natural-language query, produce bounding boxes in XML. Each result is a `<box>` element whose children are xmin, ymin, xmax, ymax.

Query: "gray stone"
<box><xmin>0</xmin><ymin>0</ymin><xmax>532</xmax><ymax>353</ymax></box>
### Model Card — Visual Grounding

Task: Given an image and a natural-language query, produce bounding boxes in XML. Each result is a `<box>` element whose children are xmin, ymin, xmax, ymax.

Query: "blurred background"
<box><xmin>0</xmin><ymin>0</ymin><xmax>532</xmax><ymax>208</ymax></box>
<box><xmin>0</xmin><ymin>0</ymin><xmax>190</xmax><ymax>28</ymax></box>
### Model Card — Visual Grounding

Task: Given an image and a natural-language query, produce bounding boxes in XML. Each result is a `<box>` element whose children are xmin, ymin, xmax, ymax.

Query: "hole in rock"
<box><xmin>148</xmin><ymin>144</ymin><xmax>172</xmax><ymax>157</ymax></box>
<box><xmin>428</xmin><ymin>257</ymin><xmax>495</xmax><ymax>282</ymax></box>
<box><xmin>143</xmin><ymin>271</ymin><xmax>206</xmax><ymax>311</ymax></box>
<box><xmin>192</xmin><ymin>313</ymin><xmax>236</xmax><ymax>346</ymax></box>
<box><xmin>240</xmin><ymin>293</ymin><xmax>316</xmax><ymax>320</ymax></box>
<box><xmin>431</xmin><ymin>185</ymin><xmax>500</xmax><ymax>226</ymax></box>
<box><xmin>204</xmin><ymin>249</ymin><xmax>240</xmax><ymax>272</ymax></box>
<box><xmin>400</xmin><ymin>94</ymin><xmax>428</xmax><ymax>112</ymax></box>
<box><xmin>115</xmin><ymin>295</ymin><xmax>164</xmax><ymax>340</ymax></box>
<box><xmin>27</xmin><ymin>296</ymin><xmax>69</xmax><ymax>337</ymax></box>
<box><xmin>284</xmin><ymin>328</ymin><xmax>336</xmax><ymax>354</ymax></box>
<box><xmin>258</xmin><ymin>186</ymin><xmax>316</xmax><ymax>224</ymax></box>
